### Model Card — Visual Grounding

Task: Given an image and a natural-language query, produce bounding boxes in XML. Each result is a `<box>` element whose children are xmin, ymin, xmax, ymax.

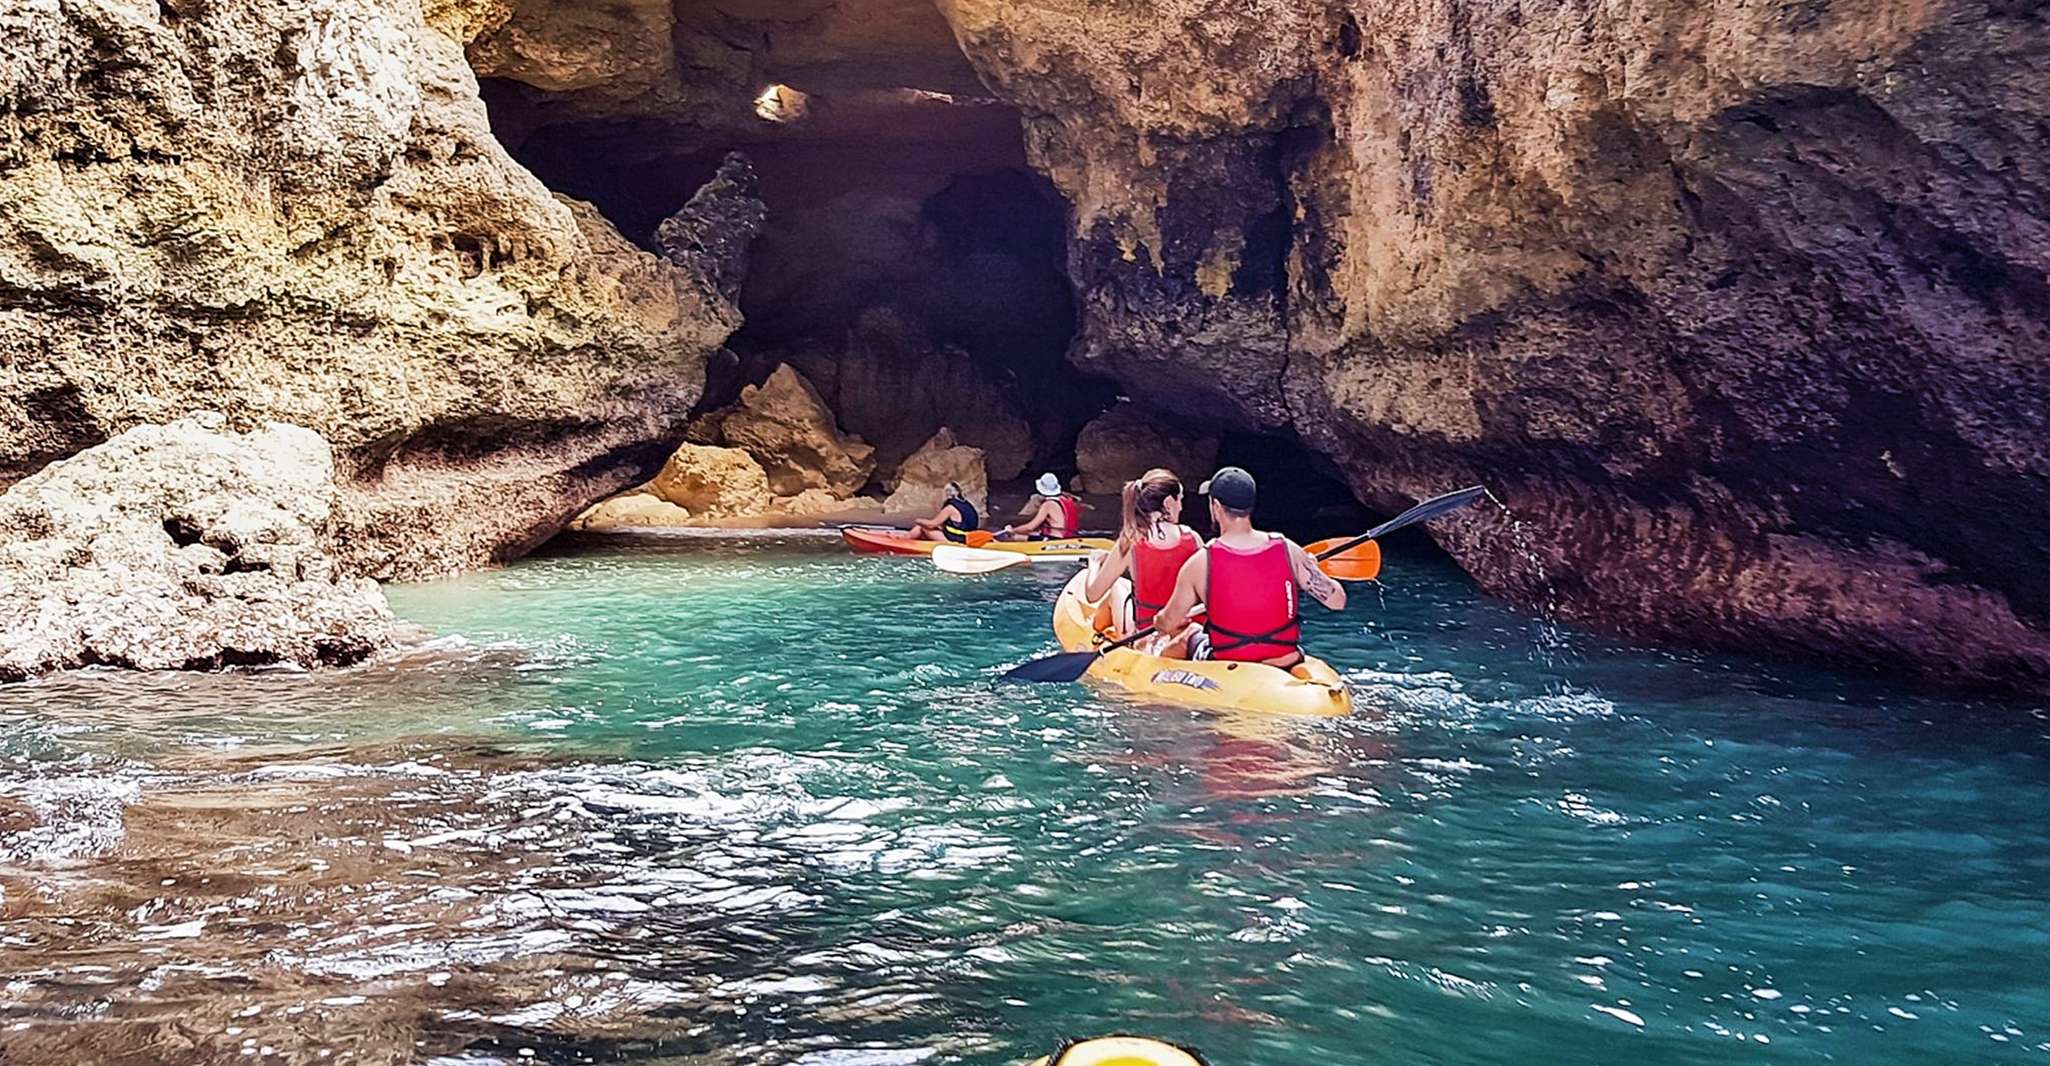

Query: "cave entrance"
<box><xmin>1209</xmin><ymin>432</ymin><xmax>1376</xmax><ymax>544</ymax></box>
<box><xmin>472</xmin><ymin>5</ymin><xmax>1110</xmax><ymax>495</ymax></box>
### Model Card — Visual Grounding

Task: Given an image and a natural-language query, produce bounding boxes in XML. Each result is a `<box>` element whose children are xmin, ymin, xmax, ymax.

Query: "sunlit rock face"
<box><xmin>0</xmin><ymin>416</ymin><xmax>395</xmax><ymax>680</ymax></box>
<box><xmin>0</xmin><ymin>0</ymin><xmax>747</xmax><ymax>580</ymax></box>
<box><xmin>936</xmin><ymin>0</ymin><xmax>2050</xmax><ymax>691</ymax></box>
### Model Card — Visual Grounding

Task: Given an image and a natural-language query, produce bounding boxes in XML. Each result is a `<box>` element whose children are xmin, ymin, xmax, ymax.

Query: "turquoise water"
<box><xmin>4</xmin><ymin>531</ymin><xmax>2049</xmax><ymax>1063</ymax></box>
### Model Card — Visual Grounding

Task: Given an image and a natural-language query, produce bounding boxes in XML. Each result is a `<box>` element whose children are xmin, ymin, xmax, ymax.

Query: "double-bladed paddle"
<box><xmin>933</xmin><ymin>544</ymin><xmax>1033</xmax><ymax>574</ymax></box>
<box><xmin>998</xmin><ymin>485</ymin><xmax>1487</xmax><ymax>684</ymax></box>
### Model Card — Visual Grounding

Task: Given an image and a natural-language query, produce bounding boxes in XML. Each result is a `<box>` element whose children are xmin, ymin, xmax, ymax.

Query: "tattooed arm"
<box><xmin>1289</xmin><ymin>540</ymin><xmax>1346</xmax><ymax>611</ymax></box>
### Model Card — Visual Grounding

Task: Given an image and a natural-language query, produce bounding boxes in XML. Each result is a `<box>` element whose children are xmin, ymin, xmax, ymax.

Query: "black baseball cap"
<box><xmin>1198</xmin><ymin>466</ymin><xmax>1257</xmax><ymax>511</ymax></box>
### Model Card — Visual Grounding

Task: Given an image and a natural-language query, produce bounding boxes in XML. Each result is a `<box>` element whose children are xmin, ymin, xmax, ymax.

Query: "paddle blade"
<box><xmin>963</xmin><ymin>530</ymin><xmax>996</xmax><ymax>547</ymax></box>
<box><xmin>932</xmin><ymin>545</ymin><xmax>1029</xmax><ymax>575</ymax></box>
<box><xmin>1306</xmin><ymin>537</ymin><xmax>1382</xmax><ymax>581</ymax></box>
<box><xmin>999</xmin><ymin>650</ymin><xmax>1102</xmax><ymax>684</ymax></box>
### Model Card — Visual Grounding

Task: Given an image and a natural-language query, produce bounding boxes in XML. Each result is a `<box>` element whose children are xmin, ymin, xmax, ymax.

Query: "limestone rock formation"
<box><xmin>13</xmin><ymin>0</ymin><xmax>2045</xmax><ymax>692</ymax></box>
<box><xmin>656</xmin><ymin>154</ymin><xmax>769</xmax><ymax>304</ymax></box>
<box><xmin>769</xmin><ymin>488</ymin><xmax>861</xmax><ymax>518</ymax></box>
<box><xmin>569</xmin><ymin>491</ymin><xmax>695</xmax><ymax>532</ymax></box>
<box><xmin>0</xmin><ymin>0</ymin><xmax>753</xmax><ymax>580</ymax></box>
<box><xmin>884</xmin><ymin>429</ymin><xmax>988</xmax><ymax>518</ymax></box>
<box><xmin>933</xmin><ymin>0</ymin><xmax>2050</xmax><ymax>692</ymax></box>
<box><xmin>1074</xmin><ymin>403</ymin><xmax>1222</xmax><ymax>495</ymax></box>
<box><xmin>785</xmin><ymin>310</ymin><xmax>1039</xmax><ymax>481</ymax></box>
<box><xmin>711</xmin><ymin>366</ymin><xmax>877</xmax><ymax>497</ymax></box>
<box><xmin>647</xmin><ymin>444</ymin><xmax>774</xmax><ymax>519</ymax></box>
<box><xmin>0</xmin><ymin>416</ymin><xmax>395</xmax><ymax>680</ymax></box>
<box><xmin>575</xmin><ymin>449</ymin><xmax>863</xmax><ymax>529</ymax></box>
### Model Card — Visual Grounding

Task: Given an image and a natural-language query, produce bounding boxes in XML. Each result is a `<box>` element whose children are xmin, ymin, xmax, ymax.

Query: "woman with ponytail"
<box><xmin>1083</xmin><ymin>468</ymin><xmax>1202</xmax><ymax>648</ymax></box>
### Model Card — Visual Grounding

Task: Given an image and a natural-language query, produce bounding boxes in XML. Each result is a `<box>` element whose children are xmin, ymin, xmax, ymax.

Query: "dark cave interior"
<box><xmin>469</xmin><ymin>6</ymin><xmax>1369</xmax><ymax>536</ymax></box>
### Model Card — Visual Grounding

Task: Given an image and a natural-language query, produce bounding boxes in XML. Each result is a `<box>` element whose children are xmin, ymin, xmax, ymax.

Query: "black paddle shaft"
<box><xmin>1000</xmin><ymin>484</ymin><xmax>1488</xmax><ymax>683</ymax></box>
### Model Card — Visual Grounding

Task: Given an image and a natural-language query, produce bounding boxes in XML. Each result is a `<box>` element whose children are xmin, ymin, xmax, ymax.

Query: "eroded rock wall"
<box><xmin>0</xmin><ymin>0</ymin><xmax>747</xmax><ymax>579</ymax></box>
<box><xmin>940</xmin><ymin>0</ymin><xmax>2050</xmax><ymax>690</ymax></box>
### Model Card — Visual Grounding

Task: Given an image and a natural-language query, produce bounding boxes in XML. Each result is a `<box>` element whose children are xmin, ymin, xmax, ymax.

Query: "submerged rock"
<box><xmin>0</xmin><ymin>416</ymin><xmax>394</xmax><ymax>680</ymax></box>
<box><xmin>1073</xmin><ymin>403</ymin><xmax>1221</xmax><ymax>495</ymax></box>
<box><xmin>884</xmin><ymin>429</ymin><xmax>989</xmax><ymax>518</ymax></box>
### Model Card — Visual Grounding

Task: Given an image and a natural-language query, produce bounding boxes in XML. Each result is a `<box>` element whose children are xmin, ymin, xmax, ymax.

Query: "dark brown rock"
<box><xmin>943</xmin><ymin>0</ymin><xmax>2050</xmax><ymax>692</ymax></box>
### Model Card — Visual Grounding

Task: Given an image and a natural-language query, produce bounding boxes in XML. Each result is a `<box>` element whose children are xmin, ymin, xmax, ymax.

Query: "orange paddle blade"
<box><xmin>964</xmin><ymin>530</ymin><xmax>996</xmax><ymax>547</ymax></box>
<box><xmin>1306</xmin><ymin>537</ymin><xmax>1382</xmax><ymax>581</ymax></box>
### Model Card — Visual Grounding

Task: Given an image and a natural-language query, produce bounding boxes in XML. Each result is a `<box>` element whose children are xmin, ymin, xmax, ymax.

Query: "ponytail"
<box><xmin>1118</xmin><ymin>480</ymin><xmax>1142</xmax><ymax>553</ymax></box>
<box><xmin>1117</xmin><ymin>468</ymin><xmax>1183</xmax><ymax>553</ymax></box>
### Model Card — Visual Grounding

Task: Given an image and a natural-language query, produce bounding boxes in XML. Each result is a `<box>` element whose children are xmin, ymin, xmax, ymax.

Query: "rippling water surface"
<box><xmin>3</xmin><ymin>531</ymin><xmax>2048</xmax><ymax>1064</ymax></box>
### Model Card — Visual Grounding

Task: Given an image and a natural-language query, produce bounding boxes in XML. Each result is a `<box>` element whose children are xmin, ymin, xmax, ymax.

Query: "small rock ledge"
<box><xmin>0</xmin><ymin>416</ymin><xmax>396</xmax><ymax>681</ymax></box>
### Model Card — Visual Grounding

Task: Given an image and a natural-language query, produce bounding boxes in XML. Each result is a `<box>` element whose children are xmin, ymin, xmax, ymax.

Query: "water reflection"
<box><xmin>1</xmin><ymin>534</ymin><xmax>2047</xmax><ymax>1064</ymax></box>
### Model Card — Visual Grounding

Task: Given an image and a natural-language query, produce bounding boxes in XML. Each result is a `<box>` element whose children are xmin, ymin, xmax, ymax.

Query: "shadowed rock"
<box><xmin>939</xmin><ymin>0</ymin><xmax>2050</xmax><ymax>692</ymax></box>
<box><xmin>655</xmin><ymin>152</ymin><xmax>769</xmax><ymax>303</ymax></box>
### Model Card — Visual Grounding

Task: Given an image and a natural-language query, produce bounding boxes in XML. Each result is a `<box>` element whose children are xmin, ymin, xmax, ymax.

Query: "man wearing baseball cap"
<box><xmin>1156</xmin><ymin>466</ymin><xmax>1346</xmax><ymax>667</ymax></box>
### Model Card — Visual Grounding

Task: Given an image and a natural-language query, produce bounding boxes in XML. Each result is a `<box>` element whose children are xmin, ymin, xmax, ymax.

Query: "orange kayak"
<box><xmin>840</xmin><ymin>527</ymin><xmax>1112</xmax><ymax>558</ymax></box>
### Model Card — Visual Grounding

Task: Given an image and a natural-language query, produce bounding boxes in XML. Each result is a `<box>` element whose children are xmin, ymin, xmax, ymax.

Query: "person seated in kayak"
<box><xmin>1083</xmin><ymin>468</ymin><xmax>1201</xmax><ymax>647</ymax></box>
<box><xmin>1156</xmin><ymin>466</ymin><xmax>1346</xmax><ymax>669</ymax></box>
<box><xmin>1001</xmin><ymin>472</ymin><xmax>1082</xmax><ymax>541</ymax></box>
<box><xmin>905</xmin><ymin>482</ymin><xmax>980</xmax><ymax>543</ymax></box>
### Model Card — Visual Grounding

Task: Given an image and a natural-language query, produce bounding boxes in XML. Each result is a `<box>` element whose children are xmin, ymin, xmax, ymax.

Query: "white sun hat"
<box><xmin>1035</xmin><ymin>472</ymin><xmax>1061</xmax><ymax>496</ymax></box>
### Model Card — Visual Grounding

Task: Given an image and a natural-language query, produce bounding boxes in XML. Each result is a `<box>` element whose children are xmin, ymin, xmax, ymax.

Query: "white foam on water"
<box><xmin>1592</xmin><ymin>1004</ymin><xmax>1646</xmax><ymax>1027</ymax></box>
<box><xmin>0</xmin><ymin>775</ymin><xmax>142</xmax><ymax>863</ymax></box>
<box><xmin>1514</xmin><ymin>690</ymin><xmax>1616</xmax><ymax>720</ymax></box>
<box><xmin>790</xmin><ymin>1049</ymin><xmax>937</xmax><ymax>1065</ymax></box>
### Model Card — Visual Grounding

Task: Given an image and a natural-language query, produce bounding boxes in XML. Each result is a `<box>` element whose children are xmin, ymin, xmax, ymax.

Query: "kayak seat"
<box><xmin>1091</xmin><ymin>594</ymin><xmax>1117</xmax><ymax>636</ymax></box>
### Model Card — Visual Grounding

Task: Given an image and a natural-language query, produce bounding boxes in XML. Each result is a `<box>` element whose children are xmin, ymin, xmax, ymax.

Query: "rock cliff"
<box><xmin>0</xmin><ymin>0</ymin><xmax>752</xmax><ymax>580</ymax></box>
<box><xmin>936</xmin><ymin>0</ymin><xmax>2050</xmax><ymax>691</ymax></box>
<box><xmin>7</xmin><ymin>0</ymin><xmax>2048</xmax><ymax>692</ymax></box>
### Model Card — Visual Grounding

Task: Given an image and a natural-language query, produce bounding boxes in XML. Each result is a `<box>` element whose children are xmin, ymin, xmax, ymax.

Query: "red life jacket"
<box><xmin>1203</xmin><ymin>535</ymin><xmax>1301</xmax><ymax>663</ymax></box>
<box><xmin>1055</xmin><ymin>495</ymin><xmax>1081</xmax><ymax>538</ymax></box>
<box><xmin>1131</xmin><ymin>527</ymin><xmax>1199</xmax><ymax>628</ymax></box>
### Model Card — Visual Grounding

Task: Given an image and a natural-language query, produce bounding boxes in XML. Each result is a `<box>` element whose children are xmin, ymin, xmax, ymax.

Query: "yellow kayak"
<box><xmin>1027</xmin><ymin>1036</ymin><xmax>1205</xmax><ymax>1066</ymax></box>
<box><xmin>1051</xmin><ymin>569</ymin><xmax>1354</xmax><ymax>717</ymax></box>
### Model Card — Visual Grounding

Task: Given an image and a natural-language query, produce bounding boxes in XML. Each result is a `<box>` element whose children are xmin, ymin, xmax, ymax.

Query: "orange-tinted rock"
<box><xmin>713</xmin><ymin>365</ymin><xmax>877</xmax><ymax>497</ymax></box>
<box><xmin>883</xmin><ymin>428</ymin><xmax>989</xmax><ymax>518</ymax></box>
<box><xmin>647</xmin><ymin>444</ymin><xmax>774</xmax><ymax>518</ymax></box>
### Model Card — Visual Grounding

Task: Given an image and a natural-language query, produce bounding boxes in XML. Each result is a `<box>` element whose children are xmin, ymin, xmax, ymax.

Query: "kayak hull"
<box><xmin>1051</xmin><ymin>570</ymin><xmax>1354</xmax><ymax>717</ymax></box>
<box><xmin>841</xmin><ymin>527</ymin><xmax>1111</xmax><ymax>558</ymax></box>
